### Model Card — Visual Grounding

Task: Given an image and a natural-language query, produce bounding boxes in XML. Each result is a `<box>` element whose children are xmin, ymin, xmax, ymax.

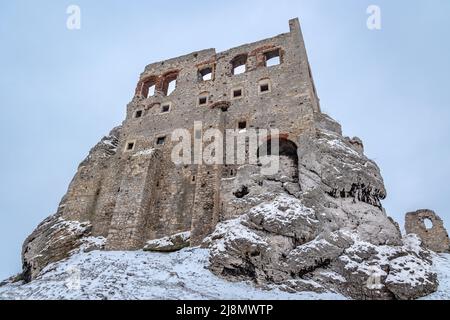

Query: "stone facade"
<box><xmin>405</xmin><ymin>210</ymin><xmax>450</xmax><ymax>253</ymax></box>
<box><xmin>23</xmin><ymin>18</ymin><xmax>326</xmax><ymax>279</ymax></box>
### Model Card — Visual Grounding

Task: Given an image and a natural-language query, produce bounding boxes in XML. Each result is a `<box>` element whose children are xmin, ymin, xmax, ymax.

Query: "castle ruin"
<box><xmin>19</xmin><ymin>19</ymin><xmax>445</xmax><ymax>300</ymax></box>
<box><xmin>57</xmin><ymin>18</ymin><xmax>325</xmax><ymax>250</ymax></box>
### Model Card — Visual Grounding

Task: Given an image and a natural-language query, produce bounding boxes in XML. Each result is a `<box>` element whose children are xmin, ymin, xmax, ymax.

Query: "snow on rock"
<box><xmin>0</xmin><ymin>249</ymin><xmax>345</xmax><ymax>300</ymax></box>
<box><xmin>74</xmin><ymin>236</ymin><xmax>107</xmax><ymax>254</ymax></box>
<box><xmin>102</xmin><ymin>137</ymin><xmax>118</xmax><ymax>150</ymax></box>
<box><xmin>95</xmin><ymin>127</ymin><xmax>121</xmax><ymax>157</ymax></box>
<box><xmin>386</xmin><ymin>255</ymin><xmax>436</xmax><ymax>297</ymax></box>
<box><xmin>207</xmin><ymin>193</ymin><xmax>438</xmax><ymax>300</ymax></box>
<box><xmin>2</xmin><ymin>249</ymin><xmax>448</xmax><ymax>300</ymax></box>
<box><xmin>318</xmin><ymin>138</ymin><xmax>360</xmax><ymax>158</ymax></box>
<box><xmin>246</xmin><ymin>194</ymin><xmax>320</xmax><ymax>241</ymax></box>
<box><xmin>50</xmin><ymin>218</ymin><xmax>90</xmax><ymax>235</ymax></box>
<box><xmin>336</xmin><ymin>234</ymin><xmax>437</xmax><ymax>300</ymax></box>
<box><xmin>207</xmin><ymin>195</ymin><xmax>343</xmax><ymax>289</ymax></box>
<box><xmin>421</xmin><ymin>253</ymin><xmax>450</xmax><ymax>300</ymax></box>
<box><xmin>319</xmin><ymin>271</ymin><xmax>347</xmax><ymax>283</ymax></box>
<box><xmin>287</xmin><ymin>238</ymin><xmax>344</xmax><ymax>274</ymax></box>
<box><xmin>133</xmin><ymin>148</ymin><xmax>155</xmax><ymax>157</ymax></box>
<box><xmin>22</xmin><ymin>216</ymin><xmax>93</xmax><ymax>282</ymax></box>
<box><xmin>144</xmin><ymin>232</ymin><xmax>191</xmax><ymax>252</ymax></box>
<box><xmin>206</xmin><ymin>216</ymin><xmax>269</xmax><ymax>257</ymax></box>
<box><xmin>298</xmin><ymin>130</ymin><xmax>387</xmax><ymax>209</ymax></box>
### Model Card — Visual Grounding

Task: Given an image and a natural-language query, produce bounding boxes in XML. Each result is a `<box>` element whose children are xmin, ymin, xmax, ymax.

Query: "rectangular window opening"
<box><xmin>161</xmin><ymin>104</ymin><xmax>170</xmax><ymax>113</ymax></box>
<box><xmin>157</xmin><ymin>137</ymin><xmax>166</xmax><ymax>145</ymax></box>
<box><xmin>199</xmin><ymin>67</ymin><xmax>213</xmax><ymax>81</ymax></box>
<box><xmin>264</xmin><ymin>49</ymin><xmax>281</xmax><ymax>67</ymax></box>
<box><xmin>232</xmin><ymin>55</ymin><xmax>248</xmax><ymax>75</ymax></box>
<box><xmin>199</xmin><ymin>96</ymin><xmax>208</xmax><ymax>106</ymax></box>
<box><xmin>126</xmin><ymin>142</ymin><xmax>135</xmax><ymax>151</ymax></box>
<box><xmin>260</xmin><ymin>84</ymin><xmax>270</xmax><ymax>92</ymax></box>
<box><xmin>238</xmin><ymin>121</ymin><xmax>247</xmax><ymax>130</ymax></box>
<box><xmin>233</xmin><ymin>89</ymin><xmax>242</xmax><ymax>98</ymax></box>
<box><xmin>148</xmin><ymin>85</ymin><xmax>156</xmax><ymax>97</ymax></box>
<box><xmin>135</xmin><ymin>110</ymin><xmax>143</xmax><ymax>118</ymax></box>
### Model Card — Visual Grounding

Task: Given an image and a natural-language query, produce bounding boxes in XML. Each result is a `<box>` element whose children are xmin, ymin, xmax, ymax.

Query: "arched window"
<box><xmin>162</xmin><ymin>71</ymin><xmax>179</xmax><ymax>96</ymax></box>
<box><xmin>231</xmin><ymin>54</ymin><xmax>248</xmax><ymax>75</ymax></box>
<box><xmin>198</xmin><ymin>66</ymin><xmax>214</xmax><ymax>81</ymax></box>
<box><xmin>257</xmin><ymin>137</ymin><xmax>298</xmax><ymax>182</ymax></box>
<box><xmin>423</xmin><ymin>218</ymin><xmax>433</xmax><ymax>230</ymax></box>
<box><xmin>264</xmin><ymin>49</ymin><xmax>281</xmax><ymax>67</ymax></box>
<box><xmin>141</xmin><ymin>76</ymin><xmax>157</xmax><ymax>98</ymax></box>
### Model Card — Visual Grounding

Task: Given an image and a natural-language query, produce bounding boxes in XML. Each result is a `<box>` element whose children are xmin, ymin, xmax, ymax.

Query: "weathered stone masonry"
<box><xmin>405</xmin><ymin>210</ymin><xmax>450</xmax><ymax>253</ymax></box>
<box><xmin>18</xmin><ymin>19</ymin><xmax>399</xmax><ymax>282</ymax></box>
<box><xmin>58</xmin><ymin>18</ymin><xmax>322</xmax><ymax>251</ymax></box>
<box><xmin>19</xmin><ymin>19</ymin><xmax>407</xmax><ymax>280</ymax></box>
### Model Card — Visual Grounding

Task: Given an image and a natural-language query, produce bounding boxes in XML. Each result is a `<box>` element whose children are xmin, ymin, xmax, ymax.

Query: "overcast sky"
<box><xmin>1</xmin><ymin>0</ymin><xmax>449</xmax><ymax>280</ymax></box>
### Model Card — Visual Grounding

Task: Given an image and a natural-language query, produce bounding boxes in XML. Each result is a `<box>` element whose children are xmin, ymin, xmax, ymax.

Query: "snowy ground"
<box><xmin>0</xmin><ymin>248</ymin><xmax>344</xmax><ymax>300</ymax></box>
<box><xmin>420</xmin><ymin>253</ymin><xmax>450</xmax><ymax>300</ymax></box>
<box><xmin>0</xmin><ymin>249</ymin><xmax>448</xmax><ymax>300</ymax></box>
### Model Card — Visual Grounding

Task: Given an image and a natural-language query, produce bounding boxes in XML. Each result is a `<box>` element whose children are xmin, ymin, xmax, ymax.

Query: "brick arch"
<box><xmin>199</xmin><ymin>90</ymin><xmax>210</xmax><ymax>96</ymax></box>
<box><xmin>210</xmin><ymin>101</ymin><xmax>230</xmax><ymax>112</ymax></box>
<box><xmin>136</xmin><ymin>75</ymin><xmax>158</xmax><ymax>97</ymax></box>
<box><xmin>230</xmin><ymin>53</ymin><xmax>248</xmax><ymax>75</ymax></box>
<box><xmin>257</xmin><ymin>135</ymin><xmax>297</xmax><ymax>157</ymax></box>
<box><xmin>231</xmin><ymin>53</ymin><xmax>248</xmax><ymax>66</ymax></box>
<box><xmin>161</xmin><ymin>70</ymin><xmax>179</xmax><ymax>96</ymax></box>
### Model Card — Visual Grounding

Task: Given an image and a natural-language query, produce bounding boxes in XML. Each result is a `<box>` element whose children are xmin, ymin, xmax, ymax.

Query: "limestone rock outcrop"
<box><xmin>144</xmin><ymin>232</ymin><xmax>191</xmax><ymax>252</ymax></box>
<box><xmin>206</xmin><ymin>195</ymin><xmax>437</xmax><ymax>300</ymax></box>
<box><xmin>22</xmin><ymin>215</ymin><xmax>106</xmax><ymax>282</ymax></box>
<box><xmin>205</xmin><ymin>129</ymin><xmax>438</xmax><ymax>300</ymax></box>
<box><xmin>21</xmin><ymin>128</ymin><xmax>119</xmax><ymax>280</ymax></box>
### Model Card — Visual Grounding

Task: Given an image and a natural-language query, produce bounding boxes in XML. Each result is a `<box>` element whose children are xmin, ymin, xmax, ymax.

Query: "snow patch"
<box><xmin>0</xmin><ymin>249</ymin><xmax>345</xmax><ymax>300</ymax></box>
<box><xmin>133</xmin><ymin>148</ymin><xmax>155</xmax><ymax>157</ymax></box>
<box><xmin>250</xmin><ymin>194</ymin><xmax>318</xmax><ymax>226</ymax></box>
<box><xmin>145</xmin><ymin>232</ymin><xmax>190</xmax><ymax>248</ymax></box>
<box><xmin>421</xmin><ymin>253</ymin><xmax>450</xmax><ymax>300</ymax></box>
<box><xmin>320</xmin><ymin>271</ymin><xmax>347</xmax><ymax>283</ymax></box>
<box><xmin>206</xmin><ymin>217</ymin><xmax>267</xmax><ymax>255</ymax></box>
<box><xmin>386</xmin><ymin>255</ymin><xmax>433</xmax><ymax>287</ymax></box>
<box><xmin>50</xmin><ymin>219</ymin><xmax>90</xmax><ymax>234</ymax></box>
<box><xmin>321</xmin><ymin>139</ymin><xmax>360</xmax><ymax>157</ymax></box>
<box><xmin>75</xmin><ymin>236</ymin><xmax>107</xmax><ymax>253</ymax></box>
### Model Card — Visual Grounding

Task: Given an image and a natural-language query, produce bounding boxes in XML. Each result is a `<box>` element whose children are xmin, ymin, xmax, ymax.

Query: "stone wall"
<box><xmin>405</xmin><ymin>210</ymin><xmax>450</xmax><ymax>253</ymax></box>
<box><xmin>23</xmin><ymin>19</ymin><xmax>379</xmax><ymax>280</ymax></box>
<box><xmin>54</xmin><ymin>18</ymin><xmax>321</xmax><ymax>250</ymax></box>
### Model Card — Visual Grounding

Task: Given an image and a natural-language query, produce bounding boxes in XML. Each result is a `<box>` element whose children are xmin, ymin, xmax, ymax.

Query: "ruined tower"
<box><xmin>59</xmin><ymin>18</ymin><xmax>323</xmax><ymax>249</ymax></box>
<box><xmin>23</xmin><ymin>18</ymin><xmax>353</xmax><ymax>280</ymax></box>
